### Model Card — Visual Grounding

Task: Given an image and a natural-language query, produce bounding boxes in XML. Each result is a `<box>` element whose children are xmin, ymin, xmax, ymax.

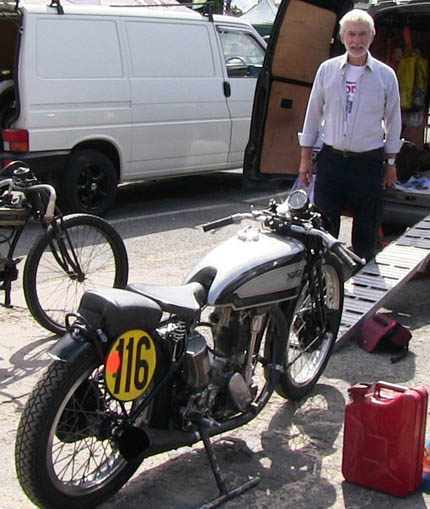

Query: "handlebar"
<box><xmin>202</xmin><ymin>213</ymin><xmax>253</xmax><ymax>232</ymax></box>
<box><xmin>288</xmin><ymin>224</ymin><xmax>365</xmax><ymax>268</ymax></box>
<box><xmin>0</xmin><ymin>166</ymin><xmax>57</xmax><ymax>225</ymax></box>
<box><xmin>202</xmin><ymin>210</ymin><xmax>365</xmax><ymax>270</ymax></box>
<box><xmin>27</xmin><ymin>183</ymin><xmax>57</xmax><ymax>224</ymax></box>
<box><xmin>202</xmin><ymin>215</ymin><xmax>235</xmax><ymax>232</ymax></box>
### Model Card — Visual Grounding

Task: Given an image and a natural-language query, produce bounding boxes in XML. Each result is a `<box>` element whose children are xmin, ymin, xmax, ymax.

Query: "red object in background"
<box><xmin>357</xmin><ymin>313</ymin><xmax>411</xmax><ymax>355</ymax></box>
<box><xmin>342</xmin><ymin>382</ymin><xmax>428</xmax><ymax>497</ymax></box>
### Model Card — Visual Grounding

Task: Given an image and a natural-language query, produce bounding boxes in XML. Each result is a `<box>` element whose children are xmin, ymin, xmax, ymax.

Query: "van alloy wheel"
<box><xmin>62</xmin><ymin>149</ymin><xmax>118</xmax><ymax>216</ymax></box>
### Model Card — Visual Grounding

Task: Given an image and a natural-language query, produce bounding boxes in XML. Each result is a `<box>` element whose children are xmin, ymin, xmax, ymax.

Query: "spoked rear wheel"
<box><xmin>276</xmin><ymin>254</ymin><xmax>344</xmax><ymax>400</ymax></box>
<box><xmin>15</xmin><ymin>352</ymin><xmax>147</xmax><ymax>509</ymax></box>
<box><xmin>23</xmin><ymin>214</ymin><xmax>128</xmax><ymax>335</ymax></box>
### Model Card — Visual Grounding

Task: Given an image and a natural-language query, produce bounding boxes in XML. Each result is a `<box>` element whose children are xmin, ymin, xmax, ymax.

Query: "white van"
<box><xmin>0</xmin><ymin>2</ymin><xmax>266</xmax><ymax>214</ymax></box>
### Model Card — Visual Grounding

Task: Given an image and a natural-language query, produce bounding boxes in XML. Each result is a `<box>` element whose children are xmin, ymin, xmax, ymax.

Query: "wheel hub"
<box><xmin>56</xmin><ymin>380</ymin><xmax>104</xmax><ymax>443</ymax></box>
<box><xmin>295</xmin><ymin>311</ymin><xmax>324</xmax><ymax>352</ymax></box>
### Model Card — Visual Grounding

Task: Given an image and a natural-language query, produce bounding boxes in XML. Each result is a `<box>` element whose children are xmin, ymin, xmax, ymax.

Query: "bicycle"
<box><xmin>0</xmin><ymin>160</ymin><xmax>129</xmax><ymax>335</ymax></box>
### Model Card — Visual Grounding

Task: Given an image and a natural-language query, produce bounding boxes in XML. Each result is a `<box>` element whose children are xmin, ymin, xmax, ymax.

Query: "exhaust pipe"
<box><xmin>117</xmin><ymin>408</ymin><xmax>260</xmax><ymax>462</ymax></box>
<box><xmin>117</xmin><ymin>426</ymin><xmax>200</xmax><ymax>461</ymax></box>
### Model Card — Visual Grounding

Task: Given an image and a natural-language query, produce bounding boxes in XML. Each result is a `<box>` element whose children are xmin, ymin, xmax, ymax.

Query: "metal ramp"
<box><xmin>336</xmin><ymin>214</ymin><xmax>430</xmax><ymax>348</ymax></box>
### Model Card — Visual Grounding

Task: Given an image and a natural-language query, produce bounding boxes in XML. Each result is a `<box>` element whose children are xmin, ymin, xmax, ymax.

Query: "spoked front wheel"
<box><xmin>276</xmin><ymin>254</ymin><xmax>344</xmax><ymax>400</ymax></box>
<box><xmin>15</xmin><ymin>352</ymin><xmax>146</xmax><ymax>509</ymax></box>
<box><xmin>23</xmin><ymin>213</ymin><xmax>128</xmax><ymax>335</ymax></box>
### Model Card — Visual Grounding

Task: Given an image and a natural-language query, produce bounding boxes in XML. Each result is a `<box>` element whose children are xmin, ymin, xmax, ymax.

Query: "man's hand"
<box><xmin>383</xmin><ymin>163</ymin><xmax>397</xmax><ymax>189</ymax></box>
<box><xmin>299</xmin><ymin>147</ymin><xmax>314</xmax><ymax>185</ymax></box>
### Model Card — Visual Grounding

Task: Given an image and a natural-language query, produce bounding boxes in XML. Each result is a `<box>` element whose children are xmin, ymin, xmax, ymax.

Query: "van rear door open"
<box><xmin>244</xmin><ymin>0</ymin><xmax>353</xmax><ymax>181</ymax></box>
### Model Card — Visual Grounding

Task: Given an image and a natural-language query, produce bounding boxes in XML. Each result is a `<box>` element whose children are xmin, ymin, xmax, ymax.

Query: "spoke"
<box><xmin>34</xmin><ymin>223</ymin><xmax>118</xmax><ymax>328</ymax></box>
<box><xmin>286</xmin><ymin>263</ymin><xmax>340</xmax><ymax>384</ymax></box>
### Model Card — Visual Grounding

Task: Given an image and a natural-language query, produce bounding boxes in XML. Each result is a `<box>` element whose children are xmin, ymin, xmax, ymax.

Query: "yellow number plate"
<box><xmin>105</xmin><ymin>329</ymin><xmax>157</xmax><ymax>402</ymax></box>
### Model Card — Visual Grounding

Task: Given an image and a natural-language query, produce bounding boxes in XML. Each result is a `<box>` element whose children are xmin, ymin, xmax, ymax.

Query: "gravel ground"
<box><xmin>1</xmin><ymin>218</ymin><xmax>430</xmax><ymax>509</ymax></box>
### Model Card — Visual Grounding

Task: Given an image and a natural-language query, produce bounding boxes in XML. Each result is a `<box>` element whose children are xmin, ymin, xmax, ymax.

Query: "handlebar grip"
<box><xmin>44</xmin><ymin>186</ymin><xmax>57</xmax><ymax>225</ymax></box>
<box><xmin>332</xmin><ymin>243</ymin><xmax>359</xmax><ymax>269</ymax></box>
<box><xmin>202</xmin><ymin>216</ymin><xmax>235</xmax><ymax>232</ymax></box>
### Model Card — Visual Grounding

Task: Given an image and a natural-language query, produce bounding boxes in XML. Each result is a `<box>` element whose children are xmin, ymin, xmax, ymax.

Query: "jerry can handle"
<box><xmin>374</xmin><ymin>381</ymin><xmax>407</xmax><ymax>396</ymax></box>
<box><xmin>348</xmin><ymin>381</ymin><xmax>406</xmax><ymax>402</ymax></box>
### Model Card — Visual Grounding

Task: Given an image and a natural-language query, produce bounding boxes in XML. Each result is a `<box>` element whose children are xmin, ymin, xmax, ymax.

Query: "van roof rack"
<box><xmin>109</xmin><ymin>2</ymin><xmax>215</xmax><ymax>21</ymax></box>
<box><xmin>49</xmin><ymin>0</ymin><xmax>64</xmax><ymax>15</ymax></box>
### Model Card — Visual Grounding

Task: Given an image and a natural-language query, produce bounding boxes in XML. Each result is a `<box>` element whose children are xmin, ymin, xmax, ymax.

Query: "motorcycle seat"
<box><xmin>78</xmin><ymin>288</ymin><xmax>163</xmax><ymax>337</ymax></box>
<box><xmin>127</xmin><ymin>281</ymin><xmax>207</xmax><ymax>319</ymax></box>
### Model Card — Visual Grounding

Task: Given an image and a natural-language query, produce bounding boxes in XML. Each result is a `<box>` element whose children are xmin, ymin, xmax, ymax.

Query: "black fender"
<box><xmin>49</xmin><ymin>331</ymin><xmax>95</xmax><ymax>363</ymax></box>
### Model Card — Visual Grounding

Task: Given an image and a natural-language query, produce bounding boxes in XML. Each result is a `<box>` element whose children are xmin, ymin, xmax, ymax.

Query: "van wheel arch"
<box><xmin>60</xmin><ymin>148</ymin><xmax>119</xmax><ymax>216</ymax></box>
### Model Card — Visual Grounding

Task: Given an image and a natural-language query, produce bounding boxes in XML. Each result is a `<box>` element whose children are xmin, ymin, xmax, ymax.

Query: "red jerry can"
<box><xmin>342</xmin><ymin>381</ymin><xmax>428</xmax><ymax>497</ymax></box>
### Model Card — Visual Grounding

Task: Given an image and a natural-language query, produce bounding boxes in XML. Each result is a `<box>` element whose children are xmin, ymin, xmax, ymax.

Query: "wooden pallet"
<box><xmin>335</xmin><ymin>214</ymin><xmax>430</xmax><ymax>348</ymax></box>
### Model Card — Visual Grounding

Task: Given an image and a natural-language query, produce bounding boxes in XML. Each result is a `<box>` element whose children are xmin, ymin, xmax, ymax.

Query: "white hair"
<box><xmin>339</xmin><ymin>9</ymin><xmax>375</xmax><ymax>36</ymax></box>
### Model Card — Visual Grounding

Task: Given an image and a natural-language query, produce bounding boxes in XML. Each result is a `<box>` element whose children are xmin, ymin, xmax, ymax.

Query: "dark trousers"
<box><xmin>314</xmin><ymin>145</ymin><xmax>384</xmax><ymax>261</ymax></box>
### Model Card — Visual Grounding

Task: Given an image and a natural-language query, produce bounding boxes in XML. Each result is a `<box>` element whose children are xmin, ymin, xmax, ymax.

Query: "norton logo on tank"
<box><xmin>105</xmin><ymin>329</ymin><xmax>157</xmax><ymax>401</ymax></box>
<box><xmin>237</xmin><ymin>261</ymin><xmax>304</xmax><ymax>298</ymax></box>
<box><xmin>285</xmin><ymin>266</ymin><xmax>303</xmax><ymax>281</ymax></box>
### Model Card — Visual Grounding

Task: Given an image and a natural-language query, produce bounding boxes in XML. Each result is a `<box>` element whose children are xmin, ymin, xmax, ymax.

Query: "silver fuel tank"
<box><xmin>185</xmin><ymin>227</ymin><xmax>306</xmax><ymax>309</ymax></box>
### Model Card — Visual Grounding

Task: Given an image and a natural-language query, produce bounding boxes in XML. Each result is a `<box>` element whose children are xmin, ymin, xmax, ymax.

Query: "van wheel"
<box><xmin>61</xmin><ymin>150</ymin><xmax>118</xmax><ymax>216</ymax></box>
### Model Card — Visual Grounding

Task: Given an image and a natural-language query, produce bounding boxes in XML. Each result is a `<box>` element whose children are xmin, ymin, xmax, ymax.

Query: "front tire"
<box><xmin>23</xmin><ymin>214</ymin><xmax>128</xmax><ymax>335</ymax></box>
<box><xmin>15</xmin><ymin>353</ymin><xmax>145</xmax><ymax>509</ymax></box>
<box><xmin>276</xmin><ymin>254</ymin><xmax>344</xmax><ymax>400</ymax></box>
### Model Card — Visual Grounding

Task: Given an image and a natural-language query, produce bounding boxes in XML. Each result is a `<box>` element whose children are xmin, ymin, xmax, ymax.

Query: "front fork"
<box><xmin>309</xmin><ymin>258</ymin><xmax>328</xmax><ymax>334</ymax></box>
<box><xmin>49</xmin><ymin>218</ymin><xmax>85</xmax><ymax>281</ymax></box>
<box><xmin>243</xmin><ymin>314</ymin><xmax>265</xmax><ymax>385</ymax></box>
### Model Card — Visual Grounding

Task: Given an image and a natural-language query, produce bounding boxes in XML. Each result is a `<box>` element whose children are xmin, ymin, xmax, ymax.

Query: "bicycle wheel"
<box><xmin>275</xmin><ymin>253</ymin><xmax>344</xmax><ymax>400</ymax></box>
<box><xmin>15</xmin><ymin>352</ymin><xmax>147</xmax><ymax>509</ymax></box>
<box><xmin>23</xmin><ymin>213</ymin><xmax>128</xmax><ymax>335</ymax></box>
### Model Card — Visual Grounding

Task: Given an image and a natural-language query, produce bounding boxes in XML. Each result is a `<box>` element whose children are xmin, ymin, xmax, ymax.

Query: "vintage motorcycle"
<box><xmin>15</xmin><ymin>190</ymin><xmax>363</xmax><ymax>509</ymax></box>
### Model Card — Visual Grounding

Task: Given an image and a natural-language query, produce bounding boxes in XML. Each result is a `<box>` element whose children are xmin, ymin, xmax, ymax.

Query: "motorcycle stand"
<box><xmin>196</xmin><ymin>424</ymin><xmax>259</xmax><ymax>509</ymax></box>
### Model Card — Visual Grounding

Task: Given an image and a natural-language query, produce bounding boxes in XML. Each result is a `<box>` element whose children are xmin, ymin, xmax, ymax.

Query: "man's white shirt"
<box><xmin>345</xmin><ymin>63</ymin><xmax>365</xmax><ymax>122</ymax></box>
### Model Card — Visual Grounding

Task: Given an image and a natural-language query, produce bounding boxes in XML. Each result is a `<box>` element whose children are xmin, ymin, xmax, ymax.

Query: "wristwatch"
<box><xmin>386</xmin><ymin>158</ymin><xmax>396</xmax><ymax>166</ymax></box>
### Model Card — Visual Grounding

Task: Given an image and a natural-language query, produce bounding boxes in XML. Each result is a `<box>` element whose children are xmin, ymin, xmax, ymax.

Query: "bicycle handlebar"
<box><xmin>0</xmin><ymin>175</ymin><xmax>57</xmax><ymax>225</ymax></box>
<box><xmin>28</xmin><ymin>184</ymin><xmax>57</xmax><ymax>224</ymax></box>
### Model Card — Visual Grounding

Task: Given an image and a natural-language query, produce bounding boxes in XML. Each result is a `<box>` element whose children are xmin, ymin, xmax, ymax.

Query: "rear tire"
<box><xmin>23</xmin><ymin>214</ymin><xmax>128</xmax><ymax>335</ymax></box>
<box><xmin>275</xmin><ymin>254</ymin><xmax>344</xmax><ymax>400</ymax></box>
<box><xmin>15</xmin><ymin>352</ymin><xmax>145</xmax><ymax>509</ymax></box>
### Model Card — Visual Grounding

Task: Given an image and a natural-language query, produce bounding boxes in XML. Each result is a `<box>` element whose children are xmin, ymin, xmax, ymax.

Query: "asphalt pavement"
<box><xmin>1</xmin><ymin>172</ymin><xmax>430</xmax><ymax>508</ymax></box>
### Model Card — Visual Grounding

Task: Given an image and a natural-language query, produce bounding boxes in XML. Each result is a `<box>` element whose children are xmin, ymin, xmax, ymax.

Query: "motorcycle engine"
<box><xmin>179</xmin><ymin>308</ymin><xmax>253</xmax><ymax>423</ymax></box>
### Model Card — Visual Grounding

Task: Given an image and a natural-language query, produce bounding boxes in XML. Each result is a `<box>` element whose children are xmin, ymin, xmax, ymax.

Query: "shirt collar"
<box><xmin>340</xmin><ymin>51</ymin><xmax>375</xmax><ymax>71</ymax></box>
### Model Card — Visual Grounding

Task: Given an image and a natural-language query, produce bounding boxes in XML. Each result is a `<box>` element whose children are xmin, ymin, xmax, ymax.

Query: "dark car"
<box><xmin>244</xmin><ymin>0</ymin><xmax>430</xmax><ymax>227</ymax></box>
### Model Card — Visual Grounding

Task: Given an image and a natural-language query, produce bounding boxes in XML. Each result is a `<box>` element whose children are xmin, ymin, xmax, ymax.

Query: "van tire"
<box><xmin>61</xmin><ymin>149</ymin><xmax>118</xmax><ymax>216</ymax></box>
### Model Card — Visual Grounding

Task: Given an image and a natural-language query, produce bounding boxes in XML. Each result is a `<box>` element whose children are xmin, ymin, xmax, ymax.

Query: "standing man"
<box><xmin>298</xmin><ymin>9</ymin><xmax>402</xmax><ymax>261</ymax></box>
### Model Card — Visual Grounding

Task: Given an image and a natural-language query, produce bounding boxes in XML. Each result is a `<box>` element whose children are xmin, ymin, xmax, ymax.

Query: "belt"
<box><xmin>323</xmin><ymin>144</ymin><xmax>384</xmax><ymax>159</ymax></box>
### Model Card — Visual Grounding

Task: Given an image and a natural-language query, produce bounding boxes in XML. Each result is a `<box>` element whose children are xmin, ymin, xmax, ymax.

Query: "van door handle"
<box><xmin>223</xmin><ymin>81</ymin><xmax>231</xmax><ymax>98</ymax></box>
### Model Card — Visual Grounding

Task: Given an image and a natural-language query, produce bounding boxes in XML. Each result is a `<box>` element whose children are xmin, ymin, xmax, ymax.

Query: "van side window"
<box><xmin>126</xmin><ymin>22</ymin><xmax>215</xmax><ymax>78</ymax></box>
<box><xmin>218</xmin><ymin>28</ymin><xmax>265</xmax><ymax>78</ymax></box>
<box><xmin>36</xmin><ymin>20</ymin><xmax>123</xmax><ymax>78</ymax></box>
